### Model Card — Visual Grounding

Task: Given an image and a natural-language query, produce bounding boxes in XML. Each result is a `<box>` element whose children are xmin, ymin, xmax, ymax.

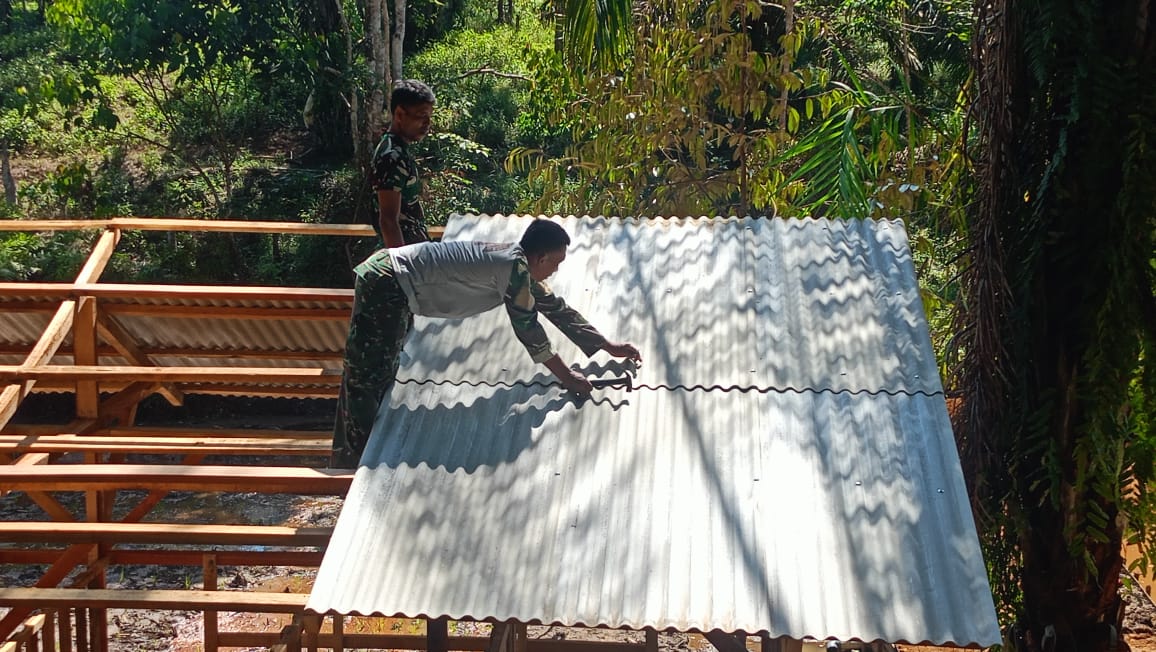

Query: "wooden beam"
<box><xmin>0</xmin><ymin>301</ymin><xmax>75</xmax><ymax>431</ymax></box>
<box><xmin>0</xmin><ymin>587</ymin><xmax>309</xmax><ymax>612</ymax></box>
<box><xmin>75</xmin><ymin>296</ymin><xmax>99</xmax><ymax>419</ymax></box>
<box><xmin>0</xmin><ymin>217</ymin><xmax>443</xmax><ymax>239</ymax></box>
<box><xmin>0</xmin><ymin>282</ymin><xmax>353</xmax><ymax>303</ymax></box>
<box><xmin>0</xmin><ymin>464</ymin><xmax>353</xmax><ymax>494</ymax></box>
<box><xmin>74</xmin><ymin>230</ymin><xmax>121</xmax><ymax>284</ymax></box>
<box><xmin>0</xmin><ymin>549</ymin><xmax>325</xmax><ymax>567</ymax></box>
<box><xmin>0</xmin><ymin>366</ymin><xmax>342</xmax><ymax>385</ymax></box>
<box><xmin>0</xmin><ymin>434</ymin><xmax>330</xmax><ymax>456</ymax></box>
<box><xmin>0</xmin><ymin>522</ymin><xmax>333</xmax><ymax>546</ymax></box>
<box><xmin>95</xmin><ymin>313</ymin><xmax>184</xmax><ymax>406</ymax></box>
<box><xmin>9</xmin><ymin>302</ymin><xmax>352</xmax><ymax>321</ymax></box>
<box><xmin>0</xmin><ymin>342</ymin><xmax>343</xmax><ymax>362</ymax></box>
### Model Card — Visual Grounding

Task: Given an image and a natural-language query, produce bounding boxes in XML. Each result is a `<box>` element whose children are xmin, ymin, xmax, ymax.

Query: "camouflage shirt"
<box><xmin>504</xmin><ymin>256</ymin><xmax>607</xmax><ymax>363</ymax></box>
<box><xmin>371</xmin><ymin>132</ymin><xmax>429</xmax><ymax>244</ymax></box>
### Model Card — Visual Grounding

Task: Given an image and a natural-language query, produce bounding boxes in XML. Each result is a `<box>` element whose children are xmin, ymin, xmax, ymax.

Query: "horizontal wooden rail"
<box><xmin>0</xmin><ymin>522</ymin><xmax>333</xmax><ymax>546</ymax></box>
<box><xmin>3</xmin><ymin>425</ymin><xmax>330</xmax><ymax>439</ymax></box>
<box><xmin>0</xmin><ymin>549</ymin><xmax>325</xmax><ymax>567</ymax></box>
<box><xmin>0</xmin><ymin>434</ymin><xmax>331</xmax><ymax>456</ymax></box>
<box><xmin>0</xmin><ymin>587</ymin><xmax>309</xmax><ymax>612</ymax></box>
<box><xmin>0</xmin><ymin>464</ymin><xmax>354</xmax><ymax>493</ymax></box>
<box><xmin>0</xmin><ymin>365</ymin><xmax>343</xmax><ymax>385</ymax></box>
<box><xmin>0</xmin><ymin>282</ymin><xmax>354</xmax><ymax>303</ymax></box>
<box><xmin>0</xmin><ymin>218</ymin><xmax>446</xmax><ymax>238</ymax></box>
<box><xmin>0</xmin><ymin>342</ymin><xmax>343</xmax><ymax>361</ymax></box>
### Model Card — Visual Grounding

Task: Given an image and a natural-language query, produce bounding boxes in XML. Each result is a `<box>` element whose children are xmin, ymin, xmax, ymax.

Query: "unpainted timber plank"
<box><xmin>0</xmin><ymin>366</ymin><xmax>342</xmax><ymax>385</ymax></box>
<box><xmin>0</xmin><ymin>522</ymin><xmax>333</xmax><ymax>546</ymax></box>
<box><xmin>75</xmin><ymin>296</ymin><xmax>99</xmax><ymax>419</ymax></box>
<box><xmin>0</xmin><ymin>282</ymin><xmax>353</xmax><ymax>303</ymax></box>
<box><xmin>0</xmin><ymin>549</ymin><xmax>324</xmax><ymax>567</ymax></box>
<box><xmin>95</xmin><ymin>313</ymin><xmax>183</xmax><ymax>406</ymax></box>
<box><xmin>0</xmin><ymin>464</ymin><xmax>352</xmax><ymax>494</ymax></box>
<box><xmin>0</xmin><ymin>588</ymin><xmax>309</xmax><ymax>612</ymax></box>
<box><xmin>0</xmin><ymin>434</ymin><xmax>330</xmax><ymax>456</ymax></box>
<box><xmin>0</xmin><ymin>343</ymin><xmax>343</xmax><ymax>362</ymax></box>
<box><xmin>74</xmin><ymin>230</ymin><xmax>120</xmax><ymax>285</ymax></box>
<box><xmin>0</xmin><ymin>217</ymin><xmax>442</xmax><ymax>239</ymax></box>
<box><xmin>19</xmin><ymin>380</ymin><xmax>340</xmax><ymax>399</ymax></box>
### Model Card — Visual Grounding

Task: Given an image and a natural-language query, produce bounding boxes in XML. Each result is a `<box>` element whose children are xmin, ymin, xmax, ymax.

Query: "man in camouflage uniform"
<box><xmin>331</xmin><ymin>219</ymin><xmax>642</xmax><ymax>468</ymax></box>
<box><xmin>371</xmin><ymin>79</ymin><xmax>435</xmax><ymax>247</ymax></box>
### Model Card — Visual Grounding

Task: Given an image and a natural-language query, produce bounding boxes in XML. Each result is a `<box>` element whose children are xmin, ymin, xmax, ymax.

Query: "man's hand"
<box><xmin>602</xmin><ymin>341</ymin><xmax>642</xmax><ymax>364</ymax></box>
<box><xmin>558</xmin><ymin>368</ymin><xmax>594</xmax><ymax>396</ymax></box>
<box><xmin>544</xmin><ymin>354</ymin><xmax>593</xmax><ymax>395</ymax></box>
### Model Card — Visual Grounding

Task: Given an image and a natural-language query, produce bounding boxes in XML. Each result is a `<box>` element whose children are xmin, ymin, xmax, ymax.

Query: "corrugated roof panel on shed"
<box><xmin>307</xmin><ymin>382</ymin><xmax>999</xmax><ymax>646</ymax></box>
<box><xmin>397</xmin><ymin>216</ymin><xmax>939</xmax><ymax>395</ymax></box>
<box><xmin>309</xmin><ymin>215</ymin><xmax>998</xmax><ymax>646</ymax></box>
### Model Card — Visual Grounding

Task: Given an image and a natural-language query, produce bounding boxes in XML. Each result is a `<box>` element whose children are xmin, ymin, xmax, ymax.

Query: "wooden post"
<box><xmin>646</xmin><ymin>629</ymin><xmax>659</xmax><ymax>652</ymax></box>
<box><xmin>301</xmin><ymin>613</ymin><xmax>322</xmax><ymax>652</ymax></box>
<box><xmin>74</xmin><ymin>296</ymin><xmax>99</xmax><ymax>419</ymax></box>
<box><xmin>487</xmin><ymin>623</ymin><xmax>515</xmax><ymax>652</ymax></box>
<box><xmin>204</xmin><ymin>554</ymin><xmax>218</xmax><ymax>652</ymax></box>
<box><xmin>332</xmin><ymin>615</ymin><xmax>344</xmax><ymax>652</ymax></box>
<box><xmin>59</xmin><ymin>607</ymin><xmax>73</xmax><ymax>652</ymax></box>
<box><xmin>514</xmin><ymin>623</ymin><xmax>528</xmax><ymax>652</ymax></box>
<box><xmin>428</xmin><ymin>617</ymin><xmax>449</xmax><ymax>652</ymax></box>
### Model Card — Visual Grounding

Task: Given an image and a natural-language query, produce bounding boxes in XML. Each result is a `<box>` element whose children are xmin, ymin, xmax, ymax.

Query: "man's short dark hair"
<box><xmin>520</xmin><ymin>220</ymin><xmax>571</xmax><ymax>256</ymax></box>
<box><xmin>392</xmin><ymin>80</ymin><xmax>436</xmax><ymax>109</ymax></box>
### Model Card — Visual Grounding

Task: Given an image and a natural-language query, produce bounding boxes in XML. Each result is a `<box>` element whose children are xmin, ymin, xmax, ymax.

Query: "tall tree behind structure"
<box><xmin>953</xmin><ymin>1</ymin><xmax>1156</xmax><ymax>649</ymax></box>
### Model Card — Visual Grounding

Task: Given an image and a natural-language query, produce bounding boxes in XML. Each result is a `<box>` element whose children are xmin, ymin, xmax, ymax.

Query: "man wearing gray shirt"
<box><xmin>331</xmin><ymin>219</ymin><xmax>641</xmax><ymax>468</ymax></box>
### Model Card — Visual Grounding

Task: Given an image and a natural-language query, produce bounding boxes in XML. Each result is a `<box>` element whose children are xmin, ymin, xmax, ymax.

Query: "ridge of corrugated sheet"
<box><xmin>308</xmin><ymin>215</ymin><xmax>999</xmax><ymax>646</ymax></box>
<box><xmin>381</xmin><ymin>378</ymin><xmax>949</xmax><ymax>397</ymax></box>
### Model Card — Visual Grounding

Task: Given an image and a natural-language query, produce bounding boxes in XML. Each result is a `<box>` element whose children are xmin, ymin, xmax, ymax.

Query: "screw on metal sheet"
<box><xmin>854</xmin><ymin>481</ymin><xmax>862</xmax><ymax>486</ymax></box>
<box><xmin>914</xmin><ymin>374</ymin><xmax>920</xmax><ymax>379</ymax></box>
<box><xmin>937</xmin><ymin>488</ymin><xmax>944</xmax><ymax>494</ymax></box>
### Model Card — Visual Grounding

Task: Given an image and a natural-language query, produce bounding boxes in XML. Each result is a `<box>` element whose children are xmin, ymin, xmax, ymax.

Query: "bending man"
<box><xmin>332</xmin><ymin>219</ymin><xmax>642</xmax><ymax>468</ymax></box>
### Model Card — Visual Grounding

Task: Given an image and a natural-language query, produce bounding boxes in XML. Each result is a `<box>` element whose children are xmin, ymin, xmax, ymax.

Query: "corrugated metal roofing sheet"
<box><xmin>397</xmin><ymin>216</ymin><xmax>939</xmax><ymax>394</ymax></box>
<box><xmin>307</xmin><ymin>215</ymin><xmax>999</xmax><ymax>645</ymax></box>
<box><xmin>310</xmin><ymin>383</ymin><xmax>995</xmax><ymax>644</ymax></box>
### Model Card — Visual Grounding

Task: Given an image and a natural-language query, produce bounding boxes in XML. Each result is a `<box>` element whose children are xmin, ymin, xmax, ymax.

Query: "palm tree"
<box><xmin>953</xmin><ymin>1</ymin><xmax>1156</xmax><ymax>649</ymax></box>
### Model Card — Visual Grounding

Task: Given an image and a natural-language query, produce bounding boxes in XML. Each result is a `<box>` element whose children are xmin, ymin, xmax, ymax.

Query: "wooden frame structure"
<box><xmin>1</xmin><ymin>219</ymin><xmax>450</xmax><ymax>652</ymax></box>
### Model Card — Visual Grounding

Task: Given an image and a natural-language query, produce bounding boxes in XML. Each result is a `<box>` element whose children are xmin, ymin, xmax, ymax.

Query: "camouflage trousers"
<box><xmin>331</xmin><ymin>256</ymin><xmax>412</xmax><ymax>468</ymax></box>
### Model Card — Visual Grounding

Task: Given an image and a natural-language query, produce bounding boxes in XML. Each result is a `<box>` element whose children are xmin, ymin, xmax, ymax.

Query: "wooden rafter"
<box><xmin>94</xmin><ymin>313</ymin><xmax>184</xmax><ymax>406</ymax></box>
<box><xmin>0</xmin><ymin>302</ymin><xmax>74</xmax><ymax>431</ymax></box>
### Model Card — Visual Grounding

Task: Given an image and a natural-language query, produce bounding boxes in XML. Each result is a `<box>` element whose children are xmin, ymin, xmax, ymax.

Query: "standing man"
<box><xmin>372</xmin><ymin>79</ymin><xmax>436</xmax><ymax>247</ymax></box>
<box><xmin>331</xmin><ymin>219</ymin><xmax>642</xmax><ymax>468</ymax></box>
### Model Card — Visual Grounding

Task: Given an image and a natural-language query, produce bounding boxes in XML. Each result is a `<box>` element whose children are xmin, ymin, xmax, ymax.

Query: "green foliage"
<box><xmin>406</xmin><ymin>22</ymin><xmax>551</xmax><ymax>216</ymax></box>
<box><xmin>0</xmin><ymin>230</ymin><xmax>93</xmax><ymax>280</ymax></box>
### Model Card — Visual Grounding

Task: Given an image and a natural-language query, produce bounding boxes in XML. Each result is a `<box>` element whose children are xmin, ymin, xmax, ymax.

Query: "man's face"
<box><xmin>528</xmin><ymin>247</ymin><xmax>567</xmax><ymax>282</ymax></box>
<box><xmin>393</xmin><ymin>102</ymin><xmax>434</xmax><ymax>142</ymax></box>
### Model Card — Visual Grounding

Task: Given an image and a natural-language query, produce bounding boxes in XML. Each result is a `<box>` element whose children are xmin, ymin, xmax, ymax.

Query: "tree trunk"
<box><xmin>362</xmin><ymin>0</ymin><xmax>391</xmax><ymax>169</ymax></box>
<box><xmin>958</xmin><ymin>1</ymin><xmax>1156</xmax><ymax>651</ymax></box>
<box><xmin>391</xmin><ymin>0</ymin><xmax>406</xmax><ymax>81</ymax></box>
<box><xmin>1</xmin><ymin>141</ymin><xmax>15</xmax><ymax>204</ymax></box>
